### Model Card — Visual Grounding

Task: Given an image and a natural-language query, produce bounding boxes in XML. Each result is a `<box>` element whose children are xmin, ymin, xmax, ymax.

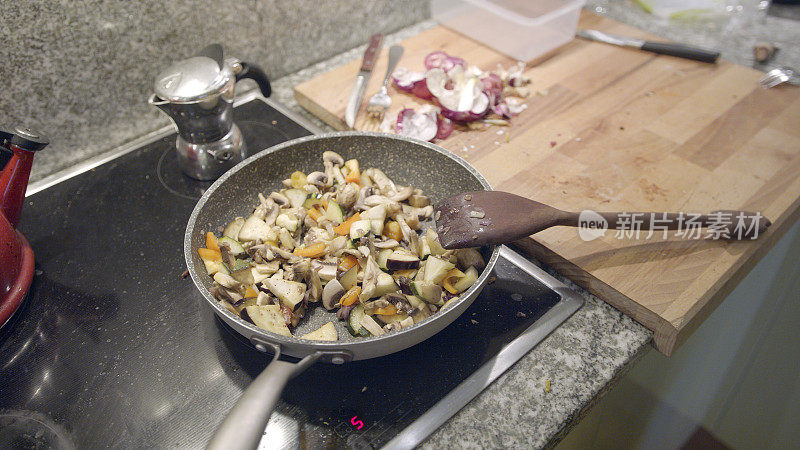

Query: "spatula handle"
<box><xmin>565</xmin><ymin>210</ymin><xmax>770</xmax><ymax>240</ymax></box>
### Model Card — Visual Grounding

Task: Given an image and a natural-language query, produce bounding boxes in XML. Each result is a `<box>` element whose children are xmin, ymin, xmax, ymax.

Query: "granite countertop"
<box><xmin>264</xmin><ymin>19</ymin><xmax>652</xmax><ymax>450</ymax></box>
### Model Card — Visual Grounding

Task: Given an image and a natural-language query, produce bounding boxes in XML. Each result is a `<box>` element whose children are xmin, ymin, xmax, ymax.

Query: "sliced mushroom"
<box><xmin>388</xmin><ymin>185</ymin><xmax>414</xmax><ymax>202</ymax></box>
<box><xmin>363</xmin><ymin>298</ymin><xmax>391</xmax><ymax>309</ymax></box>
<box><xmin>337</xmin><ymin>303</ymin><xmax>354</xmax><ymax>320</ymax></box>
<box><xmin>373</xmin><ymin>239</ymin><xmax>399</xmax><ymax>249</ymax></box>
<box><xmin>269</xmin><ymin>244</ymin><xmax>299</xmax><ymax>262</ymax></box>
<box><xmin>306</xmin><ymin>171</ymin><xmax>329</xmax><ymax>187</ymax></box>
<box><xmin>336</xmin><ymin>183</ymin><xmax>359</xmax><ymax>209</ymax></box>
<box><xmin>364</xmin><ymin>195</ymin><xmax>401</xmax><ymax>213</ymax></box>
<box><xmin>213</xmin><ymin>272</ymin><xmax>241</xmax><ymax>290</ymax></box>
<box><xmin>310</xmin><ymin>260</ymin><xmax>337</xmax><ymax>281</ymax></box>
<box><xmin>368</xmin><ymin>168</ymin><xmax>395</xmax><ymax>193</ymax></box>
<box><xmin>281</xmin><ymin>178</ymin><xmax>293</xmax><ymax>188</ymax></box>
<box><xmin>358</xmin><ymin>255</ymin><xmax>380</xmax><ymax>302</ymax></box>
<box><xmin>269</xmin><ymin>191</ymin><xmax>290</xmax><ymax>207</ymax></box>
<box><xmin>396</xmin><ymin>216</ymin><xmax>421</xmax><ymax>256</ymax></box>
<box><xmin>402</xmin><ymin>204</ymin><xmax>434</xmax><ymax>220</ymax></box>
<box><xmin>353</xmin><ymin>186</ymin><xmax>374</xmax><ymax>211</ymax></box>
<box><xmin>322</xmin><ymin>151</ymin><xmax>344</xmax><ymax>167</ymax></box>
<box><xmin>455</xmin><ymin>248</ymin><xmax>486</xmax><ymax>271</ymax></box>
<box><xmin>264</xmin><ymin>204</ymin><xmax>280</xmax><ymax>227</ymax></box>
<box><xmin>322</xmin><ymin>278</ymin><xmax>346</xmax><ymax>310</ymax></box>
<box><xmin>292</xmin><ymin>259</ymin><xmax>311</xmax><ymax>280</ymax></box>
<box><xmin>211</xmin><ymin>286</ymin><xmax>243</xmax><ymax>303</ymax></box>
<box><xmin>308</xmin><ymin>267</ymin><xmax>323</xmax><ymax>303</ymax></box>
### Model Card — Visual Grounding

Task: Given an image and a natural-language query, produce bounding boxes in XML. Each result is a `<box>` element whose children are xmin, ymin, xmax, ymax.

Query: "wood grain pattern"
<box><xmin>294</xmin><ymin>12</ymin><xmax>800</xmax><ymax>355</ymax></box>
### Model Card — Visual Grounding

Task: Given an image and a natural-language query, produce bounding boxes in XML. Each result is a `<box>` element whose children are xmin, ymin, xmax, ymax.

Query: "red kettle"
<box><xmin>0</xmin><ymin>126</ymin><xmax>48</xmax><ymax>328</ymax></box>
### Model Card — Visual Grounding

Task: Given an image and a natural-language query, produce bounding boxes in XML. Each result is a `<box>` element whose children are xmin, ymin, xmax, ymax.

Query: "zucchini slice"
<box><xmin>283</xmin><ymin>189</ymin><xmax>307</xmax><ymax>208</ymax></box>
<box><xmin>245</xmin><ymin>305</ymin><xmax>292</xmax><ymax>336</ymax></box>
<box><xmin>325</xmin><ymin>200</ymin><xmax>345</xmax><ymax>225</ymax></box>
<box><xmin>223</xmin><ymin>217</ymin><xmax>246</xmax><ymax>240</ymax></box>
<box><xmin>423</xmin><ymin>256</ymin><xmax>455</xmax><ymax>284</ymax></box>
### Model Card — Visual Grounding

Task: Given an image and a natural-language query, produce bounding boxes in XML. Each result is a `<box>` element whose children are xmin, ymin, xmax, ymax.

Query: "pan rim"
<box><xmin>184</xmin><ymin>131</ymin><xmax>500</xmax><ymax>355</ymax></box>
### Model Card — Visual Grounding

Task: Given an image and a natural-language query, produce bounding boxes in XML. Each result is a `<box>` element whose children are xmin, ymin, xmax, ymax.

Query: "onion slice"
<box><xmin>395</xmin><ymin>108</ymin><xmax>438</xmax><ymax>142</ymax></box>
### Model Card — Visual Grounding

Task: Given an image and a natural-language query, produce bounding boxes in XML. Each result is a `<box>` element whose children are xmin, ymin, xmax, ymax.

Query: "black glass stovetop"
<box><xmin>0</xmin><ymin>97</ymin><xmax>573</xmax><ymax>449</ymax></box>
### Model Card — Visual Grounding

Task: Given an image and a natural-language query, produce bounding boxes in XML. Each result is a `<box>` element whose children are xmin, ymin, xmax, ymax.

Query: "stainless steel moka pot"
<box><xmin>148</xmin><ymin>44</ymin><xmax>271</xmax><ymax>180</ymax></box>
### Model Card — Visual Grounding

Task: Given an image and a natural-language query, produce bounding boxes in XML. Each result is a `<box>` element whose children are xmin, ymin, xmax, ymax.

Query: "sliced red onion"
<box><xmin>481</xmin><ymin>73</ymin><xmax>503</xmax><ymax>100</ymax></box>
<box><xmin>427</xmin><ymin>67</ymin><xmax>490</xmax><ymax>122</ymax></box>
<box><xmin>411</xmin><ymin>80</ymin><xmax>433</xmax><ymax>100</ymax></box>
<box><xmin>392</xmin><ymin>67</ymin><xmax>425</xmax><ymax>92</ymax></box>
<box><xmin>443</xmin><ymin>56</ymin><xmax>466</xmax><ymax>73</ymax></box>
<box><xmin>424</xmin><ymin>51</ymin><xmax>449</xmax><ymax>70</ymax></box>
<box><xmin>395</xmin><ymin>108</ymin><xmax>438</xmax><ymax>142</ymax></box>
<box><xmin>491</xmin><ymin>101</ymin><xmax>511</xmax><ymax>118</ymax></box>
<box><xmin>436</xmin><ymin>115</ymin><xmax>454</xmax><ymax>140</ymax></box>
<box><xmin>424</xmin><ymin>51</ymin><xmax>466</xmax><ymax>73</ymax></box>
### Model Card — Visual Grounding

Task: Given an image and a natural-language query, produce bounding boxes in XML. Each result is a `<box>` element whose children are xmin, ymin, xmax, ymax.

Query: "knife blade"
<box><xmin>576</xmin><ymin>29</ymin><xmax>720</xmax><ymax>64</ymax></box>
<box><xmin>345</xmin><ymin>34</ymin><xmax>384</xmax><ymax>129</ymax></box>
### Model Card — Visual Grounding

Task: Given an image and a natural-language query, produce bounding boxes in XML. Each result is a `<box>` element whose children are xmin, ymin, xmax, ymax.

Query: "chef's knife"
<box><xmin>577</xmin><ymin>29</ymin><xmax>720</xmax><ymax>63</ymax></box>
<box><xmin>345</xmin><ymin>34</ymin><xmax>384</xmax><ymax>129</ymax></box>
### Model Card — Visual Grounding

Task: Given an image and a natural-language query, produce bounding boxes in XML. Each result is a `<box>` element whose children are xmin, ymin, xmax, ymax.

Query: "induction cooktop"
<box><xmin>0</xmin><ymin>92</ymin><xmax>582</xmax><ymax>449</ymax></box>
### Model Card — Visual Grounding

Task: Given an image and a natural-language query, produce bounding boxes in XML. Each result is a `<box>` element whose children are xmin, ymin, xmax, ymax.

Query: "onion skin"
<box><xmin>411</xmin><ymin>80</ymin><xmax>433</xmax><ymax>100</ymax></box>
<box><xmin>436</xmin><ymin>115</ymin><xmax>454</xmax><ymax>140</ymax></box>
<box><xmin>481</xmin><ymin>73</ymin><xmax>503</xmax><ymax>101</ymax></box>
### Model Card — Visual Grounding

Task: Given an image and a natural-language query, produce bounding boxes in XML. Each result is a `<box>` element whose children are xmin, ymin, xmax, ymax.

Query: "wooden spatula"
<box><xmin>434</xmin><ymin>191</ymin><xmax>771</xmax><ymax>249</ymax></box>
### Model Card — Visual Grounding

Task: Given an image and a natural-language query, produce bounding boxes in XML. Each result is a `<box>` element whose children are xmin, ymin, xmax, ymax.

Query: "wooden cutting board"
<box><xmin>294</xmin><ymin>12</ymin><xmax>800</xmax><ymax>355</ymax></box>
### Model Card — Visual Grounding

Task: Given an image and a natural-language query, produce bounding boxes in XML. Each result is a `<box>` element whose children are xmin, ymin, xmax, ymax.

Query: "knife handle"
<box><xmin>360</xmin><ymin>34</ymin><xmax>384</xmax><ymax>71</ymax></box>
<box><xmin>641</xmin><ymin>41</ymin><xmax>720</xmax><ymax>63</ymax></box>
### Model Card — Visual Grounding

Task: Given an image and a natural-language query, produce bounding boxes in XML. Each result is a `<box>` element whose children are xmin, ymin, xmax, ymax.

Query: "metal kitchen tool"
<box><xmin>149</xmin><ymin>44</ymin><xmax>271</xmax><ymax>180</ymax></box>
<box><xmin>434</xmin><ymin>191</ymin><xmax>771</xmax><ymax>249</ymax></box>
<box><xmin>0</xmin><ymin>126</ymin><xmax>48</xmax><ymax>328</ymax></box>
<box><xmin>759</xmin><ymin>66</ymin><xmax>800</xmax><ymax>88</ymax></box>
<box><xmin>577</xmin><ymin>29</ymin><xmax>720</xmax><ymax>63</ymax></box>
<box><xmin>367</xmin><ymin>45</ymin><xmax>404</xmax><ymax>120</ymax></box>
<box><xmin>345</xmin><ymin>34</ymin><xmax>384</xmax><ymax>128</ymax></box>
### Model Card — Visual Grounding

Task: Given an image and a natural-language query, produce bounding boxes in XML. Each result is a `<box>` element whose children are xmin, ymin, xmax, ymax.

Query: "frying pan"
<box><xmin>184</xmin><ymin>132</ymin><xmax>500</xmax><ymax>449</ymax></box>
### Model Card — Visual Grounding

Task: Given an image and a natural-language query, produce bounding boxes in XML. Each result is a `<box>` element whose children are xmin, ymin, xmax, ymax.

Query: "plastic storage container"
<box><xmin>431</xmin><ymin>0</ymin><xmax>586</xmax><ymax>62</ymax></box>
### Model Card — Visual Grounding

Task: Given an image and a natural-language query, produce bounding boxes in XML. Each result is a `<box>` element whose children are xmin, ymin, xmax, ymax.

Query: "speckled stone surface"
<box><xmin>420</xmin><ymin>270</ymin><xmax>651</xmax><ymax>449</ymax></box>
<box><xmin>585</xmin><ymin>0</ymin><xmax>800</xmax><ymax>69</ymax></box>
<box><xmin>0</xmin><ymin>0</ymin><xmax>427</xmax><ymax>183</ymax></box>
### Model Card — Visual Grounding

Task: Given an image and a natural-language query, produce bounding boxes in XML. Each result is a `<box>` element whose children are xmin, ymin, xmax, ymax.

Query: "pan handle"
<box><xmin>207</xmin><ymin>346</ymin><xmax>322</xmax><ymax>450</ymax></box>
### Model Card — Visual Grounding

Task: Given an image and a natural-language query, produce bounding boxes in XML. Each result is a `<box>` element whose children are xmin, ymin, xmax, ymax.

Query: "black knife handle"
<box><xmin>641</xmin><ymin>41</ymin><xmax>720</xmax><ymax>63</ymax></box>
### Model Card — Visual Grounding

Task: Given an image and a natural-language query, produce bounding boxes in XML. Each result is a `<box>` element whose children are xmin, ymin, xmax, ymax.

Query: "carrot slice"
<box><xmin>198</xmin><ymin>248</ymin><xmax>221</xmax><ymax>261</ymax></box>
<box><xmin>340</xmin><ymin>285</ymin><xmax>362</xmax><ymax>306</ymax></box>
<box><xmin>206</xmin><ymin>232</ymin><xmax>219</xmax><ymax>251</ymax></box>
<box><xmin>374</xmin><ymin>305</ymin><xmax>397</xmax><ymax>316</ymax></box>
<box><xmin>345</xmin><ymin>159</ymin><xmax>361</xmax><ymax>184</ymax></box>
<box><xmin>339</xmin><ymin>254</ymin><xmax>358</xmax><ymax>271</ymax></box>
<box><xmin>307</xmin><ymin>208</ymin><xmax>323</xmax><ymax>222</ymax></box>
<box><xmin>293</xmin><ymin>242</ymin><xmax>326</xmax><ymax>258</ymax></box>
<box><xmin>442</xmin><ymin>268</ymin><xmax>466</xmax><ymax>294</ymax></box>
<box><xmin>333</xmin><ymin>212</ymin><xmax>361</xmax><ymax>235</ymax></box>
<box><xmin>383</xmin><ymin>220</ymin><xmax>402</xmax><ymax>242</ymax></box>
<box><xmin>244</xmin><ymin>286</ymin><xmax>258</xmax><ymax>298</ymax></box>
